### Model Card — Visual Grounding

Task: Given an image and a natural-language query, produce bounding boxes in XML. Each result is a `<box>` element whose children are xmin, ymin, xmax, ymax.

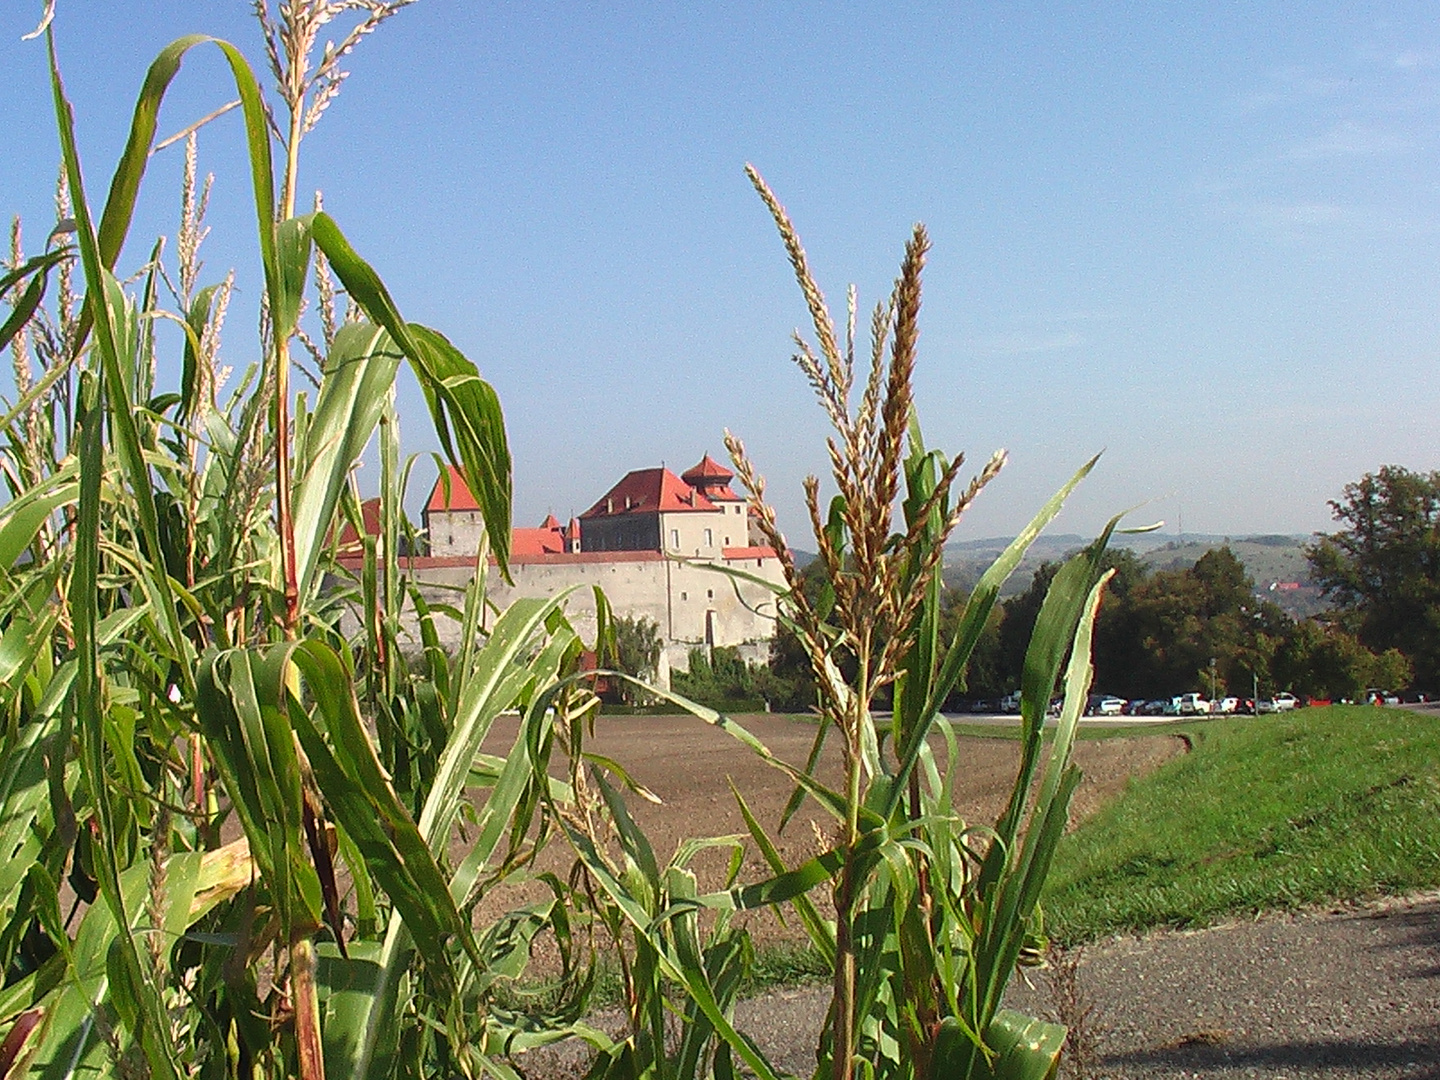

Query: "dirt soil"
<box><xmin>479</xmin><ymin>713</ymin><xmax>1182</xmax><ymax>951</ymax></box>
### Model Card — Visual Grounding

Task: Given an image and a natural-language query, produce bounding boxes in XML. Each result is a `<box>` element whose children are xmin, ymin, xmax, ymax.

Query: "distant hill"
<box><xmin>940</xmin><ymin>532</ymin><xmax>1329</xmax><ymax>619</ymax></box>
<box><xmin>795</xmin><ymin>532</ymin><xmax>1327</xmax><ymax>618</ymax></box>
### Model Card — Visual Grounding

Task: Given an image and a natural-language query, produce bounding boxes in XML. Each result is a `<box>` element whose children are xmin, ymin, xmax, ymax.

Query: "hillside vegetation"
<box><xmin>1044</xmin><ymin>706</ymin><xmax>1440</xmax><ymax>942</ymax></box>
<box><xmin>942</xmin><ymin>532</ymin><xmax>1324</xmax><ymax>616</ymax></box>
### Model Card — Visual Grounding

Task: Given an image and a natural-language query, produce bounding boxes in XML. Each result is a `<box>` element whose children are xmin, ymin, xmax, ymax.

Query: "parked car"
<box><xmin>1177</xmin><ymin>692</ymin><xmax>1211</xmax><ymax>716</ymax></box>
<box><xmin>1095</xmin><ymin>696</ymin><xmax>1127</xmax><ymax>717</ymax></box>
<box><xmin>1211</xmin><ymin>696</ymin><xmax>1239</xmax><ymax>715</ymax></box>
<box><xmin>1256</xmin><ymin>692</ymin><xmax>1298</xmax><ymax>714</ymax></box>
<box><xmin>1364</xmin><ymin>689</ymin><xmax>1401</xmax><ymax>706</ymax></box>
<box><xmin>999</xmin><ymin>691</ymin><xmax>1022</xmax><ymax>714</ymax></box>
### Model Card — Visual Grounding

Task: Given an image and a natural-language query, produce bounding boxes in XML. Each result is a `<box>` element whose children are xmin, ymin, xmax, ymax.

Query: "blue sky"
<box><xmin>4</xmin><ymin>2</ymin><xmax>1439</xmax><ymax>543</ymax></box>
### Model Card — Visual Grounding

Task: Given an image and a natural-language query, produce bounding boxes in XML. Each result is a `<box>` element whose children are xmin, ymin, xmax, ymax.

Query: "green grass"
<box><xmin>1045</xmin><ymin>705</ymin><xmax>1440</xmax><ymax>943</ymax></box>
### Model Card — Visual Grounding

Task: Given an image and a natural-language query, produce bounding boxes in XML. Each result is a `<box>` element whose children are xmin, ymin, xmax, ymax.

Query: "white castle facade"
<box><xmin>398</xmin><ymin>455</ymin><xmax>787</xmax><ymax>686</ymax></box>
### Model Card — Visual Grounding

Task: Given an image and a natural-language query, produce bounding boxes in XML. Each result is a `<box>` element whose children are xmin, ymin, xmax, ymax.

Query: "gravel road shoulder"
<box><xmin>517</xmin><ymin>891</ymin><xmax>1440</xmax><ymax>1078</ymax></box>
<box><xmin>728</xmin><ymin>891</ymin><xmax>1440</xmax><ymax>1079</ymax></box>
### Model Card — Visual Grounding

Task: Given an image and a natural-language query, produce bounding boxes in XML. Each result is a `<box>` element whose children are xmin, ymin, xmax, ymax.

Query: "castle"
<box><xmin>411</xmin><ymin>454</ymin><xmax>787</xmax><ymax>685</ymax></box>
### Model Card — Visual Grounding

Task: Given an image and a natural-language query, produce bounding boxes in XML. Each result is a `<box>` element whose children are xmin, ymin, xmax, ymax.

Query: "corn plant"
<box><xmin>727</xmin><ymin>168</ymin><xmax>1125</xmax><ymax>1080</ymax></box>
<box><xmin>559</xmin><ymin>170</ymin><xmax>1124</xmax><ymax>1080</ymax></box>
<box><xmin>0</xmin><ymin>7</ymin><xmax>601</xmax><ymax>1077</ymax></box>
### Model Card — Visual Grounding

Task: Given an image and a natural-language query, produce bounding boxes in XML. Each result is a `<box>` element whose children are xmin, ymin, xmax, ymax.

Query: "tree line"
<box><xmin>962</xmin><ymin>545</ymin><xmax>1410</xmax><ymax>702</ymax></box>
<box><xmin>960</xmin><ymin>464</ymin><xmax>1439</xmax><ymax>702</ymax></box>
<box><xmin>649</xmin><ymin>466</ymin><xmax>1439</xmax><ymax>711</ymax></box>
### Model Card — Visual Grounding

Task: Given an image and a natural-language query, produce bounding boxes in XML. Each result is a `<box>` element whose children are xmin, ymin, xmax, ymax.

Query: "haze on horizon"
<box><xmin>4</xmin><ymin>2</ymin><xmax>1437</xmax><ymax>545</ymax></box>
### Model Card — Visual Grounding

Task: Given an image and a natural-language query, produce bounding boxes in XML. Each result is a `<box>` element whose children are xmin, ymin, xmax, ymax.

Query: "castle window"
<box><xmin>704</xmin><ymin>529</ymin><xmax>713</xmax><ymax>547</ymax></box>
<box><xmin>706</xmin><ymin>589</ymin><xmax>713</xmax><ymax>600</ymax></box>
<box><xmin>680</xmin><ymin>591</ymin><xmax>687</xmax><ymax>601</ymax></box>
<box><xmin>724</xmin><ymin>536</ymin><xmax>731</xmax><ymax>546</ymax></box>
<box><xmin>670</xmin><ymin>529</ymin><xmax>679</xmax><ymax>548</ymax></box>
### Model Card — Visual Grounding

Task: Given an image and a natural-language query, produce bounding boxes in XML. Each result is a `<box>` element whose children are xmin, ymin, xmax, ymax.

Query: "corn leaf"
<box><xmin>0</xmin><ymin>254</ymin><xmax>62</xmax><ymax>354</ymax></box>
<box><xmin>0</xmin><ymin>471</ymin><xmax>76</xmax><ymax>572</ymax></box>
<box><xmin>285</xmin><ymin>640</ymin><xmax>475</xmax><ymax>967</ymax></box>
<box><xmin>931</xmin><ymin>1010</ymin><xmax>1065</xmax><ymax>1080</ymax></box>
<box><xmin>290</xmin><ymin>322</ymin><xmax>403</xmax><ymax>604</ymax></box>
<box><xmin>987</xmin><ymin>514</ymin><xmax>1119</xmax><ymax>871</ymax></box>
<box><xmin>310</xmin><ymin>213</ymin><xmax>512</xmax><ymax>576</ymax></box>
<box><xmin>27</xmin><ymin>855</ymin><xmax>215</xmax><ymax>1079</ymax></box>
<box><xmin>559</xmin><ymin>819</ymin><xmax>785</xmax><ymax>1080</ymax></box>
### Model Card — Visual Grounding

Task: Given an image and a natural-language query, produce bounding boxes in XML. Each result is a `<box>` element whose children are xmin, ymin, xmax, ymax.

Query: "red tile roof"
<box><xmin>682</xmin><ymin>454</ymin><xmax>732</xmax><ymax>482</ymax></box>
<box><xmin>581</xmin><ymin>467</ymin><xmax>719</xmax><ymax>517</ymax></box>
<box><xmin>697</xmin><ymin>482</ymin><xmax>742</xmax><ymax>502</ymax></box>
<box><xmin>425</xmin><ymin>465</ymin><xmax>481</xmax><ymax>512</ymax></box>
<box><xmin>511</xmin><ymin>525</ymin><xmax>568</xmax><ymax>556</ymax></box>
<box><xmin>509</xmin><ymin>513</ymin><xmax>577</xmax><ymax>556</ymax></box>
<box><xmin>336</xmin><ymin>497</ymin><xmax>384</xmax><ymax>553</ymax></box>
<box><xmin>681</xmin><ymin>453</ymin><xmax>743</xmax><ymax>502</ymax></box>
<box><xmin>722</xmin><ymin>546</ymin><xmax>778</xmax><ymax>560</ymax></box>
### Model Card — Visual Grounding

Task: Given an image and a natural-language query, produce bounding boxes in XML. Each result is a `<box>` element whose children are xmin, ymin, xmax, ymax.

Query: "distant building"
<box><xmin>412</xmin><ymin>454</ymin><xmax>786</xmax><ymax>685</ymax></box>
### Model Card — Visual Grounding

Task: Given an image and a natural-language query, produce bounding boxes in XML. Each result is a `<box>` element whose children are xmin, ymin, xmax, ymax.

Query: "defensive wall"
<box><xmin>336</xmin><ymin>546</ymin><xmax>784</xmax><ymax>688</ymax></box>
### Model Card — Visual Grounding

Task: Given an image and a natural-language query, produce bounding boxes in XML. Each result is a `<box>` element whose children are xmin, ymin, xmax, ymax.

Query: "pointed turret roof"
<box><xmin>680</xmin><ymin>453</ymin><xmax>742</xmax><ymax>502</ymax></box>
<box><xmin>425</xmin><ymin>465</ymin><xmax>481</xmax><ymax>512</ymax></box>
<box><xmin>681</xmin><ymin>454</ymin><xmax>733</xmax><ymax>483</ymax></box>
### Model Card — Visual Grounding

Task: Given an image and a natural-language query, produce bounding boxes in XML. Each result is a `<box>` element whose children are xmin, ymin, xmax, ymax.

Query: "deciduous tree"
<box><xmin>612</xmin><ymin>614</ymin><xmax>662</xmax><ymax>702</ymax></box>
<box><xmin>1308</xmin><ymin>465</ymin><xmax>1440</xmax><ymax>688</ymax></box>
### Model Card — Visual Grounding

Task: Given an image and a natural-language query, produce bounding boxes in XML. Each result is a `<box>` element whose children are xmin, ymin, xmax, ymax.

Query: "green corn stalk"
<box><xmin>0</xmin><ymin>14</ymin><xmax>548</xmax><ymax>1077</ymax></box>
<box><xmin>574</xmin><ymin>174</ymin><xmax>1124</xmax><ymax>1080</ymax></box>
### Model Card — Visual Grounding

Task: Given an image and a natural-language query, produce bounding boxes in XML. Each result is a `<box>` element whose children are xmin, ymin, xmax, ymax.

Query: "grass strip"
<box><xmin>1045</xmin><ymin>705</ymin><xmax>1440</xmax><ymax>943</ymax></box>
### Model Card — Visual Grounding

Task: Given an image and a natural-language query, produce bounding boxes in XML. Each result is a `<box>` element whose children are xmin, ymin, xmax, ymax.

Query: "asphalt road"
<box><xmin>732</xmin><ymin>891</ymin><xmax>1440</xmax><ymax>1079</ymax></box>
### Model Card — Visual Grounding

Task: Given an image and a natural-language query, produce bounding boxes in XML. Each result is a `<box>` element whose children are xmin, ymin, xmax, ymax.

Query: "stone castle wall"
<box><xmin>340</xmin><ymin>550</ymin><xmax>785</xmax><ymax>689</ymax></box>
